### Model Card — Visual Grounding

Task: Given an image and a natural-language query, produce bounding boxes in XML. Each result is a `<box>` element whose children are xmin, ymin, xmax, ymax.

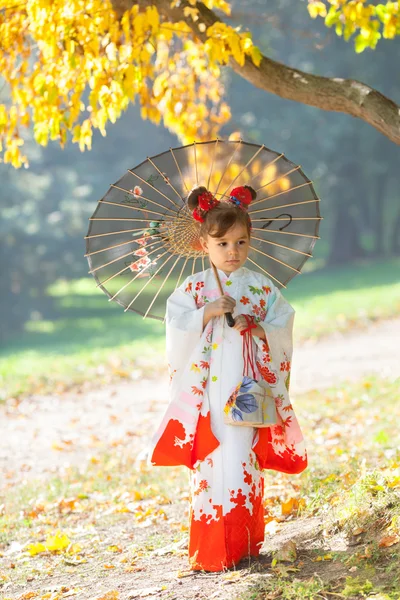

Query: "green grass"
<box><xmin>1</xmin><ymin>258</ymin><xmax>399</xmax><ymax>401</ymax></box>
<box><xmin>286</xmin><ymin>257</ymin><xmax>400</xmax><ymax>340</ymax></box>
<box><xmin>263</xmin><ymin>373</ymin><xmax>400</xmax><ymax>509</ymax></box>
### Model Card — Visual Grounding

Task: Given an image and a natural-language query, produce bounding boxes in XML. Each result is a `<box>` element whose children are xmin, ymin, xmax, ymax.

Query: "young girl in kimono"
<box><xmin>149</xmin><ymin>184</ymin><xmax>307</xmax><ymax>572</ymax></box>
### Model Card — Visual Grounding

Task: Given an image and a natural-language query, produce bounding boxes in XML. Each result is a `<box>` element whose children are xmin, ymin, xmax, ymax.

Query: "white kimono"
<box><xmin>149</xmin><ymin>266</ymin><xmax>307</xmax><ymax>571</ymax></box>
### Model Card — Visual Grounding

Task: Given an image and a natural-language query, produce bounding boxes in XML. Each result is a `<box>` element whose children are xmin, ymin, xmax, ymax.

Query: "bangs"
<box><xmin>200</xmin><ymin>204</ymin><xmax>251</xmax><ymax>239</ymax></box>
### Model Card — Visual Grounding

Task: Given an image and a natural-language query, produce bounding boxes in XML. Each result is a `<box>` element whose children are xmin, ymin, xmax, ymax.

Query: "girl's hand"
<box><xmin>232</xmin><ymin>314</ymin><xmax>250</xmax><ymax>333</ymax></box>
<box><xmin>233</xmin><ymin>314</ymin><xmax>267</xmax><ymax>341</ymax></box>
<box><xmin>207</xmin><ymin>295</ymin><xmax>236</xmax><ymax>318</ymax></box>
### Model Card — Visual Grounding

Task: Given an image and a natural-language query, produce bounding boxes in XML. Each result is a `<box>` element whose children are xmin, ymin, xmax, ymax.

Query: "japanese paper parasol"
<box><xmin>85</xmin><ymin>139</ymin><xmax>321</xmax><ymax>321</ymax></box>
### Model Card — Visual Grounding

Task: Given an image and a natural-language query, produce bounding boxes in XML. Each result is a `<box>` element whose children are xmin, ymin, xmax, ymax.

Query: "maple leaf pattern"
<box><xmin>191</xmin><ymin>386</ymin><xmax>204</xmax><ymax>396</ymax></box>
<box><xmin>249</xmin><ymin>285</ymin><xmax>263</xmax><ymax>296</ymax></box>
<box><xmin>282</xmin><ymin>416</ymin><xmax>292</xmax><ymax>428</ymax></box>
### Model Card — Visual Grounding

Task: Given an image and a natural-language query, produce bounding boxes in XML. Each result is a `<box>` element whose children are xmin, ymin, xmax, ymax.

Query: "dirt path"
<box><xmin>1</xmin><ymin>318</ymin><xmax>399</xmax><ymax>599</ymax></box>
<box><xmin>1</xmin><ymin>317</ymin><xmax>399</xmax><ymax>489</ymax></box>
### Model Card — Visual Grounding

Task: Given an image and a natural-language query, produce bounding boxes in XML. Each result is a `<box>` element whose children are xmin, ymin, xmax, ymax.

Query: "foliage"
<box><xmin>1</xmin><ymin>0</ymin><xmax>399</xmax><ymax>168</ymax></box>
<box><xmin>0</xmin><ymin>0</ymin><xmax>260</xmax><ymax>167</ymax></box>
<box><xmin>308</xmin><ymin>1</ymin><xmax>400</xmax><ymax>52</ymax></box>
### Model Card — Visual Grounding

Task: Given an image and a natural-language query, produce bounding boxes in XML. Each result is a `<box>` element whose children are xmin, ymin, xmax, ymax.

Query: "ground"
<box><xmin>1</xmin><ymin>317</ymin><xmax>399</xmax><ymax>600</ymax></box>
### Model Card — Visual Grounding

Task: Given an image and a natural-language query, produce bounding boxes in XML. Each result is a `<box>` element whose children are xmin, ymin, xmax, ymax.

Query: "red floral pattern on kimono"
<box><xmin>149</xmin><ymin>266</ymin><xmax>307</xmax><ymax>572</ymax></box>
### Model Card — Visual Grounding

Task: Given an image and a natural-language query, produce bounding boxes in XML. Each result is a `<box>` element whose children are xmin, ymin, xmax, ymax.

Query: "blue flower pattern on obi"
<box><xmin>231</xmin><ymin>376</ymin><xmax>258</xmax><ymax>422</ymax></box>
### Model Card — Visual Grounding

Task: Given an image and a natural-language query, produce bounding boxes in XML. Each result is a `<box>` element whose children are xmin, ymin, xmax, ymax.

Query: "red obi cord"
<box><xmin>240</xmin><ymin>314</ymin><xmax>257</xmax><ymax>379</ymax></box>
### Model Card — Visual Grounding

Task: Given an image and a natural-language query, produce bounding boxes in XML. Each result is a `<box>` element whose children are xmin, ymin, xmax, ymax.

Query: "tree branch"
<box><xmin>118</xmin><ymin>0</ymin><xmax>400</xmax><ymax>144</ymax></box>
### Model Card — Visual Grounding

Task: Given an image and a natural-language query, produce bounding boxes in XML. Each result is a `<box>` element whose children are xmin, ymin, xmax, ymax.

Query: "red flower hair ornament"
<box><xmin>191</xmin><ymin>186</ymin><xmax>254</xmax><ymax>223</ymax></box>
<box><xmin>192</xmin><ymin>190</ymin><xmax>219</xmax><ymax>222</ymax></box>
<box><xmin>228</xmin><ymin>186</ymin><xmax>253</xmax><ymax>208</ymax></box>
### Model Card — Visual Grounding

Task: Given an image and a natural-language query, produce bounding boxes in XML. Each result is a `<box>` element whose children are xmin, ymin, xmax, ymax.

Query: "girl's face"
<box><xmin>200</xmin><ymin>222</ymin><xmax>250</xmax><ymax>274</ymax></box>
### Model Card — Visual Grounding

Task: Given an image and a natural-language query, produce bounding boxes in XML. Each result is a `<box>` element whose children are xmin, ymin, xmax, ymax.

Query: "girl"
<box><xmin>149</xmin><ymin>184</ymin><xmax>307</xmax><ymax>572</ymax></box>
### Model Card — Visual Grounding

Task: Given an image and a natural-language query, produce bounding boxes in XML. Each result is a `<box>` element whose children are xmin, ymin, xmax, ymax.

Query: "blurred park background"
<box><xmin>1</xmin><ymin>1</ymin><xmax>400</xmax><ymax>597</ymax></box>
<box><xmin>1</xmin><ymin>0</ymin><xmax>399</xmax><ymax>402</ymax></box>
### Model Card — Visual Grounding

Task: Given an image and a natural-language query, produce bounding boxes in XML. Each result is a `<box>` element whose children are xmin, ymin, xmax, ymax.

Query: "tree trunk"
<box><xmin>328</xmin><ymin>203</ymin><xmax>365</xmax><ymax>265</ymax></box>
<box><xmin>124</xmin><ymin>0</ymin><xmax>400</xmax><ymax>144</ymax></box>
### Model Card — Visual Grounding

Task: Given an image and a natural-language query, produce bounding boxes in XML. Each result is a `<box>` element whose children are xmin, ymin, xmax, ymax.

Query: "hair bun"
<box><xmin>187</xmin><ymin>185</ymin><xmax>208</xmax><ymax>211</ymax></box>
<box><xmin>244</xmin><ymin>185</ymin><xmax>257</xmax><ymax>201</ymax></box>
<box><xmin>229</xmin><ymin>185</ymin><xmax>257</xmax><ymax>206</ymax></box>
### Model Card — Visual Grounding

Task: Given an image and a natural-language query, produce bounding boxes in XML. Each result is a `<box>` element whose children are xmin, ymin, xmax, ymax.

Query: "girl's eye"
<box><xmin>219</xmin><ymin>242</ymin><xmax>227</xmax><ymax>247</ymax></box>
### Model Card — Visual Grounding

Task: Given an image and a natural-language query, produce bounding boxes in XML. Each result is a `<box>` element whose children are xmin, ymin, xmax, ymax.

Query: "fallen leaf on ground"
<box><xmin>222</xmin><ymin>571</ymin><xmax>241</xmax><ymax>582</ymax></box>
<box><xmin>176</xmin><ymin>569</ymin><xmax>193</xmax><ymax>578</ymax></box>
<box><xmin>96</xmin><ymin>592</ymin><xmax>119</xmax><ymax>600</ymax></box>
<box><xmin>378</xmin><ymin>533</ymin><xmax>400</xmax><ymax>547</ymax></box>
<box><xmin>272</xmin><ymin>540</ymin><xmax>297</xmax><ymax>563</ymax></box>
<box><xmin>26</xmin><ymin>531</ymin><xmax>71</xmax><ymax>556</ymax></box>
<box><xmin>271</xmin><ymin>564</ymin><xmax>300</xmax><ymax>577</ymax></box>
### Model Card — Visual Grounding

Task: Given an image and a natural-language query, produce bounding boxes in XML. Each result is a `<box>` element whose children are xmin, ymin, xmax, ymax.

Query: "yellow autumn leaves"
<box><xmin>0</xmin><ymin>0</ymin><xmax>262</xmax><ymax>168</ymax></box>
<box><xmin>26</xmin><ymin>530</ymin><xmax>82</xmax><ymax>556</ymax></box>
<box><xmin>307</xmin><ymin>1</ymin><xmax>400</xmax><ymax>52</ymax></box>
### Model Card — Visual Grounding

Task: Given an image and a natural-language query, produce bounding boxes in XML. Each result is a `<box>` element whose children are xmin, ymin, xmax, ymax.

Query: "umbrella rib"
<box><xmin>193</xmin><ymin>141</ymin><xmax>199</xmax><ymax>186</ymax></box>
<box><xmin>213</xmin><ymin>140</ymin><xmax>242</xmax><ymax>197</ymax></box>
<box><xmin>213</xmin><ymin>153</ymin><xmax>285</xmax><ymax>198</ymax></box>
<box><xmin>251</xmin><ymin>227</ymin><xmax>320</xmax><ymax>240</ymax></box>
<box><xmin>251</xmin><ymin>217</ymin><xmax>322</xmax><ymax>221</ymax></box>
<box><xmin>246</xmin><ymin>256</ymin><xmax>286</xmax><ymax>288</ymax></box>
<box><xmin>110</xmin><ymin>250</ymin><xmax>170</xmax><ymax>302</ymax></box>
<box><xmin>249</xmin><ymin>198</ymin><xmax>321</xmax><ymax>215</ymax></box>
<box><xmin>146</xmin><ymin>157</ymin><xmax>183</xmax><ymax>202</ymax></box>
<box><xmin>125</xmin><ymin>253</ymin><xmax>175</xmax><ymax>311</ymax></box>
<box><xmin>207</xmin><ymin>138</ymin><xmax>219</xmax><ymax>191</ymax></box>
<box><xmin>255</xmin><ymin>165</ymin><xmax>301</xmax><ymax>194</ymax></box>
<box><xmin>249</xmin><ymin>245</ymin><xmax>301</xmax><ymax>273</ymax></box>
<box><xmin>252</xmin><ymin>152</ymin><xmax>284</xmax><ymax>183</ymax></box>
<box><xmin>175</xmin><ymin>255</ymin><xmax>190</xmax><ymax>292</ymax></box>
<box><xmin>251</xmin><ymin>235</ymin><xmax>312</xmax><ymax>257</ymax></box>
<box><xmin>192</xmin><ymin>257</ymin><xmax>197</xmax><ymax>276</ymax></box>
<box><xmin>221</xmin><ymin>144</ymin><xmax>265</xmax><ymax>198</ymax></box>
<box><xmin>143</xmin><ymin>255</ymin><xmax>182</xmax><ymax>319</ymax></box>
<box><xmin>99</xmin><ymin>199</ymin><xmax>174</xmax><ymax>219</ymax></box>
<box><xmin>85</xmin><ymin>236</ymin><xmax>159</xmax><ymax>257</ymax></box>
<box><xmin>90</xmin><ymin>217</ymin><xmax>174</xmax><ymax>222</ymax></box>
<box><xmin>201</xmin><ymin>255</ymin><xmax>205</xmax><ymax>272</ymax></box>
<box><xmin>97</xmin><ymin>253</ymin><xmax>153</xmax><ymax>288</ymax></box>
<box><xmin>216</xmin><ymin>152</ymin><xmax>284</xmax><ymax>196</ymax></box>
<box><xmin>170</xmin><ymin>148</ymin><xmax>189</xmax><ymax>193</ymax></box>
<box><xmin>251</xmin><ymin>180</ymin><xmax>313</xmax><ymax>207</ymax></box>
<box><xmin>128</xmin><ymin>170</ymin><xmax>180</xmax><ymax>209</ymax></box>
<box><xmin>110</xmin><ymin>184</ymin><xmax>177</xmax><ymax>215</ymax></box>
<box><xmin>89</xmin><ymin>240</ymin><xmax>164</xmax><ymax>274</ymax></box>
<box><xmin>85</xmin><ymin>227</ymin><xmax>153</xmax><ymax>239</ymax></box>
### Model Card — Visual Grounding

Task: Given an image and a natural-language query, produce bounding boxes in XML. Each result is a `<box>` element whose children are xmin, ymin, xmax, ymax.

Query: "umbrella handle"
<box><xmin>210</xmin><ymin>261</ymin><xmax>235</xmax><ymax>328</ymax></box>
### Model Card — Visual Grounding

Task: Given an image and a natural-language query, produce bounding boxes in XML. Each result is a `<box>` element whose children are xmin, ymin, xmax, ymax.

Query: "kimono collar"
<box><xmin>216</xmin><ymin>266</ymin><xmax>246</xmax><ymax>281</ymax></box>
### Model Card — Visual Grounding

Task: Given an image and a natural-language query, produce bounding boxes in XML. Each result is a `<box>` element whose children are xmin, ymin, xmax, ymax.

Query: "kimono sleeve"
<box><xmin>252</xmin><ymin>280</ymin><xmax>307</xmax><ymax>475</ymax></box>
<box><xmin>166</xmin><ymin>277</ymin><xmax>207</xmax><ymax>378</ymax></box>
<box><xmin>149</xmin><ymin>276</ymin><xmax>219</xmax><ymax>469</ymax></box>
<box><xmin>166</xmin><ymin>278</ymin><xmax>206</xmax><ymax>335</ymax></box>
<box><xmin>256</xmin><ymin>282</ymin><xmax>295</xmax><ymax>377</ymax></box>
